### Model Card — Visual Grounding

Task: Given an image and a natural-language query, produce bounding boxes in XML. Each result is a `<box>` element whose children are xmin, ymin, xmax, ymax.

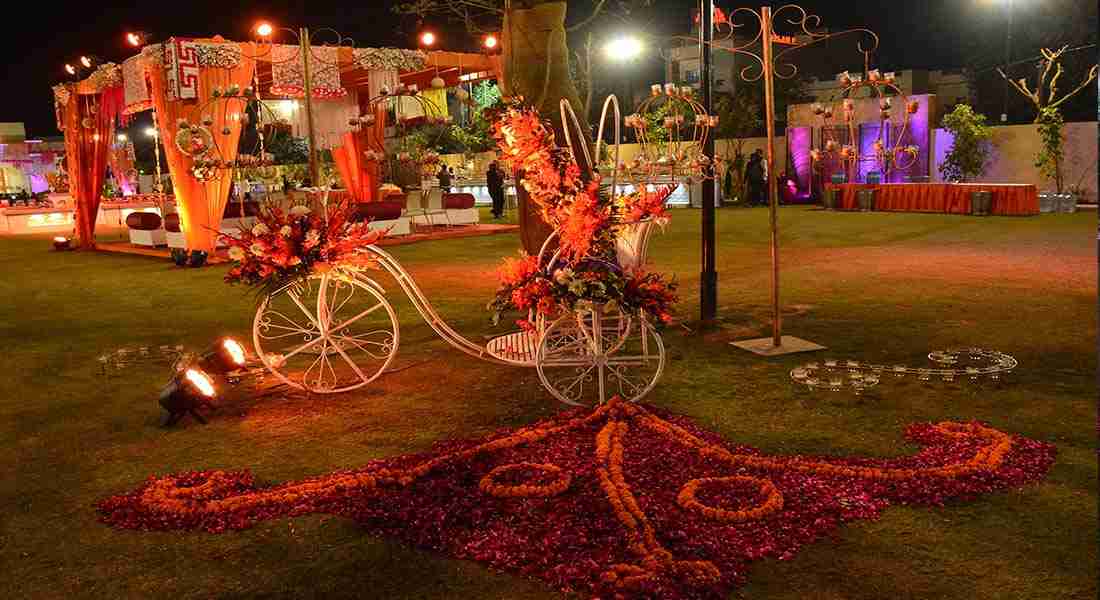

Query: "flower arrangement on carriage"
<box><xmin>215</xmin><ymin>93</ymin><xmax>687</xmax><ymax>405</ymax></box>
<box><xmin>219</xmin><ymin>201</ymin><xmax>385</xmax><ymax>296</ymax></box>
<box><xmin>487</xmin><ymin>100</ymin><xmax>678</xmax><ymax>335</ymax></box>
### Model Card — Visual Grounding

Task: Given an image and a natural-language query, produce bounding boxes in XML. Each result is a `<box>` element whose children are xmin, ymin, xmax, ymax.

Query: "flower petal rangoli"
<box><xmin>98</xmin><ymin>399</ymin><xmax>1054</xmax><ymax>598</ymax></box>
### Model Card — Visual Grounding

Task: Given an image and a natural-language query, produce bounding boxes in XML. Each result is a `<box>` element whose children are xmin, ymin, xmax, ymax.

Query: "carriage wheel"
<box><xmin>536</xmin><ymin>308</ymin><xmax>665</xmax><ymax>406</ymax></box>
<box><xmin>253</xmin><ymin>272</ymin><xmax>399</xmax><ymax>394</ymax></box>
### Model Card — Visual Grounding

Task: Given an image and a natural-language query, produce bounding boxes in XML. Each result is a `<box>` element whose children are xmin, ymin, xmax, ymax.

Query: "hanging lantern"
<box><xmin>430</xmin><ymin>76</ymin><xmax>445</xmax><ymax>89</ymax></box>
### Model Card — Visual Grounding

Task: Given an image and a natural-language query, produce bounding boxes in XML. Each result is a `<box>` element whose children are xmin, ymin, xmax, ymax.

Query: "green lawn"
<box><xmin>2</xmin><ymin>206</ymin><xmax>1095</xmax><ymax>599</ymax></box>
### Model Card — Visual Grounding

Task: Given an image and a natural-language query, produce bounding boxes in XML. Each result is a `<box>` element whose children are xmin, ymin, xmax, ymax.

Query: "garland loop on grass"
<box><xmin>677</xmin><ymin>476</ymin><xmax>784</xmax><ymax>523</ymax></box>
<box><xmin>479</xmin><ymin>462</ymin><xmax>571</xmax><ymax>498</ymax></box>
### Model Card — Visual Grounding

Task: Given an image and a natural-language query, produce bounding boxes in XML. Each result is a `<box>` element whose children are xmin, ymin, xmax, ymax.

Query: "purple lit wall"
<box><xmin>787</xmin><ymin>127</ymin><xmax>812</xmax><ymax>193</ymax></box>
<box><xmin>30</xmin><ymin>174</ymin><xmax>48</xmax><ymax>194</ymax></box>
<box><xmin>901</xmin><ymin>96</ymin><xmax>932</xmax><ymax>182</ymax></box>
<box><xmin>858</xmin><ymin>122</ymin><xmax>883</xmax><ymax>183</ymax></box>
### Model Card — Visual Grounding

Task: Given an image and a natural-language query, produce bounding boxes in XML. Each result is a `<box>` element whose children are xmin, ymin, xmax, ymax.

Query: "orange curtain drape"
<box><xmin>335</xmin><ymin>130</ymin><xmax>381</xmax><ymax>202</ymax></box>
<box><xmin>824</xmin><ymin>183</ymin><xmax>1039</xmax><ymax>216</ymax></box>
<box><xmin>362</xmin><ymin>103</ymin><xmax>386</xmax><ymax>202</ymax></box>
<box><xmin>148</xmin><ymin>40</ymin><xmax>257</xmax><ymax>252</ymax></box>
<box><xmin>61</xmin><ymin>90</ymin><xmax>115</xmax><ymax>248</ymax></box>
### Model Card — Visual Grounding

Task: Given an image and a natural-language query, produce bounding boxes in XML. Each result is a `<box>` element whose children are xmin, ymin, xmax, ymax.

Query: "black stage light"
<box><xmin>159</xmin><ymin>368</ymin><xmax>217</xmax><ymax>426</ymax></box>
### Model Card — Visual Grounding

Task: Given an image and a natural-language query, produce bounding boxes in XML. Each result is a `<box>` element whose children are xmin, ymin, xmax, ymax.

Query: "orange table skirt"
<box><xmin>824</xmin><ymin>183</ymin><xmax>1039</xmax><ymax>216</ymax></box>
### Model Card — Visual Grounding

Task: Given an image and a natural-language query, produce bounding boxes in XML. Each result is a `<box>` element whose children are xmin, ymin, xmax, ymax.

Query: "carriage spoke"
<box><xmin>330</xmin><ymin>339</ymin><xmax>370</xmax><ymax>384</ymax></box>
<box><xmin>281</xmin><ymin>334</ymin><xmax>326</xmax><ymax>362</ymax></box>
<box><xmin>550</xmin><ymin>364</ymin><xmax>596</xmax><ymax>400</ymax></box>
<box><xmin>335</xmin><ymin>301</ymin><xmax>386</xmax><ymax>330</ymax></box>
<box><xmin>333</xmin><ymin>332</ymin><xmax>394</xmax><ymax>360</ymax></box>
<box><xmin>288</xmin><ymin>290</ymin><xmax>323</xmax><ymax>332</ymax></box>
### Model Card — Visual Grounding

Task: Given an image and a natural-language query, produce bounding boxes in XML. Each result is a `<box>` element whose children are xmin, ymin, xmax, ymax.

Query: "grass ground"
<box><xmin>1</xmin><ymin>206</ymin><xmax>1095</xmax><ymax>599</ymax></box>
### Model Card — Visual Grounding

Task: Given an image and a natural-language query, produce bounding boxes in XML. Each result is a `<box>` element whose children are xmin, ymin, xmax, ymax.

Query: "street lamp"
<box><xmin>419</xmin><ymin>31</ymin><xmax>437</xmax><ymax>47</ymax></box>
<box><xmin>604</xmin><ymin>36</ymin><xmax>644</xmax><ymax>61</ymax></box>
<box><xmin>483</xmin><ymin>34</ymin><xmax>498</xmax><ymax>51</ymax></box>
<box><xmin>604</xmin><ymin>36</ymin><xmax>645</xmax><ymax>114</ymax></box>
<box><xmin>64</xmin><ymin>64</ymin><xmax>76</xmax><ymax>76</ymax></box>
<box><xmin>116</xmin><ymin>133</ymin><xmax>128</xmax><ymax>142</ymax></box>
<box><xmin>255</xmin><ymin>21</ymin><xmax>273</xmax><ymax>38</ymax></box>
<box><xmin>80</xmin><ymin>56</ymin><xmax>93</xmax><ymax>68</ymax></box>
<box><xmin>126</xmin><ymin>32</ymin><xmax>144</xmax><ymax>47</ymax></box>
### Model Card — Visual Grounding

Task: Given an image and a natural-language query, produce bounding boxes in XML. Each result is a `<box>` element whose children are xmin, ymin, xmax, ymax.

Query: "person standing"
<box><xmin>745</xmin><ymin>150</ymin><xmax>766</xmax><ymax>207</ymax></box>
<box><xmin>486</xmin><ymin>161</ymin><xmax>505</xmax><ymax>219</ymax></box>
<box><xmin>437</xmin><ymin>164</ymin><xmax>452</xmax><ymax>192</ymax></box>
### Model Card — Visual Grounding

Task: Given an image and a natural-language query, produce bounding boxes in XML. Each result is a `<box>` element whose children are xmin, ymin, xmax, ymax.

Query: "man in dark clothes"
<box><xmin>744</xmin><ymin>150</ymin><xmax>766</xmax><ymax>207</ymax></box>
<box><xmin>486</xmin><ymin>161</ymin><xmax>505</xmax><ymax>219</ymax></box>
<box><xmin>437</xmin><ymin>164</ymin><xmax>452</xmax><ymax>192</ymax></box>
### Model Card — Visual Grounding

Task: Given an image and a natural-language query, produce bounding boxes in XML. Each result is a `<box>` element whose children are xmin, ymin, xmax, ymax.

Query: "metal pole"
<box><xmin>300</xmin><ymin>27</ymin><xmax>320</xmax><ymax>186</ymax></box>
<box><xmin>151</xmin><ymin>108</ymin><xmax>162</xmax><ymax>194</ymax></box>
<box><xmin>761</xmin><ymin>6</ymin><xmax>781</xmax><ymax>347</ymax></box>
<box><xmin>699</xmin><ymin>0</ymin><xmax>718</xmax><ymax>323</ymax></box>
<box><xmin>1002</xmin><ymin>0</ymin><xmax>1013</xmax><ymax>122</ymax></box>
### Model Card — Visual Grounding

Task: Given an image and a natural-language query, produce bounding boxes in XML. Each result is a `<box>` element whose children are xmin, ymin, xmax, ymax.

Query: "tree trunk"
<box><xmin>502</xmin><ymin>1</ymin><xmax>590</xmax><ymax>255</ymax></box>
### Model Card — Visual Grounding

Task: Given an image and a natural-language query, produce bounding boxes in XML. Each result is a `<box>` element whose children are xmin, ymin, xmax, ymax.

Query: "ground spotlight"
<box><xmin>198</xmin><ymin>337</ymin><xmax>248</xmax><ymax>374</ymax></box>
<box><xmin>159</xmin><ymin>367</ymin><xmax>217</xmax><ymax>426</ymax></box>
<box><xmin>52</xmin><ymin>236</ymin><xmax>72</xmax><ymax>251</ymax></box>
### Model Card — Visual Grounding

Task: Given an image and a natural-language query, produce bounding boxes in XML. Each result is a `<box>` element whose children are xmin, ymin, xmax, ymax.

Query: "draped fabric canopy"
<box><xmin>147</xmin><ymin>39</ymin><xmax>257</xmax><ymax>252</ymax></box>
<box><xmin>59</xmin><ymin>83</ymin><xmax>118</xmax><ymax>248</ymax></box>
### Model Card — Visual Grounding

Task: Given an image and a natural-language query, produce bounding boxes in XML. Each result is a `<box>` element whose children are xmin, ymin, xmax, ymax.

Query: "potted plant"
<box><xmin>998</xmin><ymin>46</ymin><xmax>1098</xmax><ymax>213</ymax></box>
<box><xmin>938</xmin><ymin>104</ymin><xmax>994</xmax><ymax>215</ymax></box>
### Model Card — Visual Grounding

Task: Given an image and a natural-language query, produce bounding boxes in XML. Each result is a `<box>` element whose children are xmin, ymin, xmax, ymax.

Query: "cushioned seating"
<box><xmin>443</xmin><ymin>193</ymin><xmax>476</xmax><ymax>209</ymax></box>
<box><xmin>163</xmin><ymin>213</ymin><xmax>185</xmax><ymax>249</ymax></box>
<box><xmin>223</xmin><ymin>201</ymin><xmax>261</xmax><ymax>218</ymax></box>
<box><xmin>441</xmin><ymin>192</ymin><xmax>479</xmax><ymax>226</ymax></box>
<box><xmin>354</xmin><ymin>201</ymin><xmax>410</xmax><ymax>236</ymax></box>
<box><xmin>126</xmin><ymin>211</ymin><xmax>162</xmax><ymax>230</ymax></box>
<box><xmin>125</xmin><ymin>211</ymin><xmax>166</xmax><ymax>247</ymax></box>
<box><xmin>356</xmin><ymin>201</ymin><xmax>404</xmax><ymax>222</ymax></box>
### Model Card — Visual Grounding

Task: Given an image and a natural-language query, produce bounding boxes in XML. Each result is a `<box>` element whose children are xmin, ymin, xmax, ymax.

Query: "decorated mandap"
<box><xmin>52</xmin><ymin>34</ymin><xmax>499</xmax><ymax>251</ymax></box>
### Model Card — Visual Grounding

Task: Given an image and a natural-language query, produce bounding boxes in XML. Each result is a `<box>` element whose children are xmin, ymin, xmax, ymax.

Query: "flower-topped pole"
<box><xmin>690</xmin><ymin>3</ymin><xmax>881</xmax><ymax>353</ymax></box>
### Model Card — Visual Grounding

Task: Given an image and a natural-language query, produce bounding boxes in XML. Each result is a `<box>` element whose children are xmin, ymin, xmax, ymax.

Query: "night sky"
<box><xmin>3</xmin><ymin>1</ymin><xmax>1095</xmax><ymax>137</ymax></box>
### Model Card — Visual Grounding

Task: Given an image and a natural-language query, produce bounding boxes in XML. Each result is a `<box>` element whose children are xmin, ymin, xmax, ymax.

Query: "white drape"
<box><xmin>263</xmin><ymin>91</ymin><xmax>359</xmax><ymax>150</ymax></box>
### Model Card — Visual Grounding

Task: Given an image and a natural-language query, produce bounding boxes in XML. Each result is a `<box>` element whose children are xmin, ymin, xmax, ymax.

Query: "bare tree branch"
<box><xmin>565</xmin><ymin>0</ymin><xmax>609</xmax><ymax>33</ymax></box>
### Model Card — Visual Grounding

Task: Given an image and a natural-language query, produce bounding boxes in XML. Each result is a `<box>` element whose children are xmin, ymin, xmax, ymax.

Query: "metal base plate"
<box><xmin>730</xmin><ymin>336</ymin><xmax>826</xmax><ymax>356</ymax></box>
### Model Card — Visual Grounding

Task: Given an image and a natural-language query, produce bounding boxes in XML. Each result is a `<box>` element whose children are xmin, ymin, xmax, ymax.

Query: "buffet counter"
<box><xmin>0</xmin><ymin>200</ymin><xmax>165</xmax><ymax>234</ymax></box>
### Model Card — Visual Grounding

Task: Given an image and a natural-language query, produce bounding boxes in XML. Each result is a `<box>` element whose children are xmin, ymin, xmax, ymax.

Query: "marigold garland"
<box><xmin>98</xmin><ymin>397</ymin><xmax>1055</xmax><ymax>598</ymax></box>
<box><xmin>479</xmin><ymin>462</ymin><xmax>571</xmax><ymax>498</ymax></box>
<box><xmin>677</xmin><ymin>476</ymin><xmax>784</xmax><ymax>523</ymax></box>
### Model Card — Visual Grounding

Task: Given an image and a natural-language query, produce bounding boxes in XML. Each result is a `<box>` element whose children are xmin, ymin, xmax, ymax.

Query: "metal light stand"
<box><xmin>706</xmin><ymin>4</ymin><xmax>878</xmax><ymax>355</ymax></box>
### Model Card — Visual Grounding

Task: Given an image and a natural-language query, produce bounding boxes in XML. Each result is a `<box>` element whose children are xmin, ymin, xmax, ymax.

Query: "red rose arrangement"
<box><xmin>218</xmin><ymin>199</ymin><xmax>384</xmax><ymax>294</ymax></box>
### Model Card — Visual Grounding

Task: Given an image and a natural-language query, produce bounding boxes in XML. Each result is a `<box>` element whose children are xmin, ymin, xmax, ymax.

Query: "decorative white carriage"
<box><xmin>251</xmin><ymin>95</ymin><xmax>698</xmax><ymax>405</ymax></box>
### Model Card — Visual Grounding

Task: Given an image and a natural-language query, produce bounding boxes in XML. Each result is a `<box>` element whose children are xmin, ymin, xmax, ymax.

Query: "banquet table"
<box><xmin>824</xmin><ymin>183</ymin><xmax>1039</xmax><ymax>216</ymax></box>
